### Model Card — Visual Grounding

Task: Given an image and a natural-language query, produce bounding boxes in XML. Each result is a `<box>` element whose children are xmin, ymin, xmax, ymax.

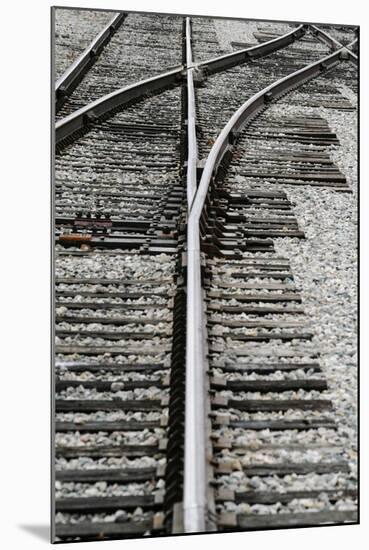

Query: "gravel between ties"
<box><xmin>271</xmin><ymin>76</ymin><xmax>358</xmax><ymax>459</ymax></box>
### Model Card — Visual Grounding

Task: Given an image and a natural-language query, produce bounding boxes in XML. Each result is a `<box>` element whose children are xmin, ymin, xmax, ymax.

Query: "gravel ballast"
<box><xmin>53</xmin><ymin>8</ymin><xmax>358</xmax><ymax>535</ymax></box>
<box><xmin>54</xmin><ymin>8</ymin><xmax>116</xmax><ymax>80</ymax></box>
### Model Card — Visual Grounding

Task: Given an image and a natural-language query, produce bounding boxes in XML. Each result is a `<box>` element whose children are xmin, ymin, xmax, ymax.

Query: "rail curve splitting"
<box><xmin>185</xmin><ymin>46</ymin><xmax>346</xmax><ymax>533</ymax></box>
<box><xmin>52</xmin><ymin>11</ymin><xmax>358</xmax><ymax>539</ymax></box>
<box><xmin>56</xmin><ymin>24</ymin><xmax>315</xmax><ymax>146</ymax></box>
<box><xmin>55</xmin><ymin>12</ymin><xmax>127</xmax><ymax>111</ymax></box>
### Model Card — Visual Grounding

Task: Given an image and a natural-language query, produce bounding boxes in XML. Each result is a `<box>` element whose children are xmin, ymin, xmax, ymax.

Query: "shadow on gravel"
<box><xmin>19</xmin><ymin>524</ymin><xmax>49</xmax><ymax>542</ymax></box>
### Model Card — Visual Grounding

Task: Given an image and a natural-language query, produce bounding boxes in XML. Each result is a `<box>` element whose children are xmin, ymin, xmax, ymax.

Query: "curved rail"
<box><xmin>196</xmin><ymin>24</ymin><xmax>307</xmax><ymax>75</ymax></box>
<box><xmin>55</xmin><ymin>67</ymin><xmax>184</xmax><ymax>144</ymax></box>
<box><xmin>55</xmin><ymin>12</ymin><xmax>127</xmax><ymax>110</ymax></box>
<box><xmin>185</xmin><ymin>46</ymin><xmax>345</xmax><ymax>533</ymax></box>
<box><xmin>191</xmin><ymin>49</ymin><xmax>344</xmax><ymax>218</ymax></box>
<box><xmin>56</xmin><ymin>24</ymin><xmax>310</xmax><ymax>146</ymax></box>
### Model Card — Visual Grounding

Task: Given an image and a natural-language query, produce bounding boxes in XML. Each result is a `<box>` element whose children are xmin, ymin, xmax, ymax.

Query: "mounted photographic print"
<box><xmin>52</xmin><ymin>6</ymin><xmax>358</xmax><ymax>542</ymax></box>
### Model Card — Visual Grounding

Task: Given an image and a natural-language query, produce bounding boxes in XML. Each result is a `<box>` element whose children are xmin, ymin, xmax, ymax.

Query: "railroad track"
<box><xmin>53</xmin><ymin>9</ymin><xmax>358</xmax><ymax>541</ymax></box>
<box><xmin>55</xmin><ymin>11</ymin><xmax>183</xmax><ymax>117</ymax></box>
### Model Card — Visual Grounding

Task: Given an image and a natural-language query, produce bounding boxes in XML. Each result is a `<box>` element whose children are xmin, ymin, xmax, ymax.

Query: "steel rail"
<box><xmin>310</xmin><ymin>24</ymin><xmax>343</xmax><ymax>50</ymax></box>
<box><xmin>346</xmin><ymin>38</ymin><xmax>358</xmax><ymax>61</ymax></box>
<box><xmin>191</xmin><ymin>49</ymin><xmax>345</xmax><ymax>214</ymax></box>
<box><xmin>183</xmin><ymin>17</ymin><xmax>207</xmax><ymax>533</ymax></box>
<box><xmin>185</xmin><ymin>47</ymin><xmax>345</xmax><ymax>533</ymax></box>
<box><xmin>55</xmin><ymin>67</ymin><xmax>185</xmax><ymax>144</ymax></box>
<box><xmin>55</xmin><ymin>12</ymin><xmax>127</xmax><ymax>111</ymax></box>
<box><xmin>311</xmin><ymin>25</ymin><xmax>358</xmax><ymax>65</ymax></box>
<box><xmin>185</xmin><ymin>17</ymin><xmax>198</xmax><ymax>209</ymax></box>
<box><xmin>347</xmin><ymin>38</ymin><xmax>358</xmax><ymax>51</ymax></box>
<box><xmin>194</xmin><ymin>24</ymin><xmax>307</xmax><ymax>75</ymax></box>
<box><xmin>55</xmin><ymin>24</ymin><xmax>309</xmax><ymax>146</ymax></box>
<box><xmin>184</xmin><ymin>200</ymin><xmax>208</xmax><ymax>533</ymax></box>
